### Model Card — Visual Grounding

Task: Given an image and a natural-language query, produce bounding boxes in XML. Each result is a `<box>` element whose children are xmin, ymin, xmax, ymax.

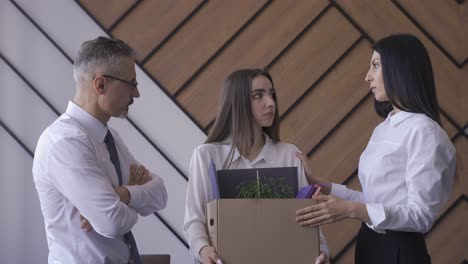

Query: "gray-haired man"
<box><xmin>33</xmin><ymin>36</ymin><xmax>167</xmax><ymax>263</ymax></box>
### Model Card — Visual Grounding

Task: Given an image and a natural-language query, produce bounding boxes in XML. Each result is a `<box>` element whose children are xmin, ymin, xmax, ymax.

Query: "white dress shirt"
<box><xmin>32</xmin><ymin>101</ymin><xmax>168</xmax><ymax>264</ymax></box>
<box><xmin>184</xmin><ymin>135</ymin><xmax>329</xmax><ymax>261</ymax></box>
<box><xmin>331</xmin><ymin>110</ymin><xmax>456</xmax><ymax>234</ymax></box>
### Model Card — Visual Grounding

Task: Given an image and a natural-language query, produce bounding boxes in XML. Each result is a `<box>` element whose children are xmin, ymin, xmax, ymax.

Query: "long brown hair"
<box><xmin>205</xmin><ymin>69</ymin><xmax>280</xmax><ymax>169</ymax></box>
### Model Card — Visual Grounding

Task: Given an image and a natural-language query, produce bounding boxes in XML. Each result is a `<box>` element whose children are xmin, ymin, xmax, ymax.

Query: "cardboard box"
<box><xmin>206</xmin><ymin>199</ymin><xmax>319</xmax><ymax>264</ymax></box>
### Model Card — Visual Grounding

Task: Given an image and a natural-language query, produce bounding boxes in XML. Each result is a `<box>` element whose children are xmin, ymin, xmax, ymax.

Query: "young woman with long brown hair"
<box><xmin>184</xmin><ymin>69</ymin><xmax>329</xmax><ymax>264</ymax></box>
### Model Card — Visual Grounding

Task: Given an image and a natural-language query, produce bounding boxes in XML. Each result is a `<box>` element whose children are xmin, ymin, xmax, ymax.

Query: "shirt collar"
<box><xmin>387</xmin><ymin>110</ymin><xmax>417</xmax><ymax>127</ymax></box>
<box><xmin>223</xmin><ymin>134</ymin><xmax>277</xmax><ymax>166</ymax></box>
<box><xmin>65</xmin><ymin>101</ymin><xmax>108</xmax><ymax>143</ymax></box>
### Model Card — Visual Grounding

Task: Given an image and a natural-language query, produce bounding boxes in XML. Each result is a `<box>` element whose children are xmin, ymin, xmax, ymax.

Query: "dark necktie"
<box><xmin>105</xmin><ymin>130</ymin><xmax>141</xmax><ymax>264</ymax></box>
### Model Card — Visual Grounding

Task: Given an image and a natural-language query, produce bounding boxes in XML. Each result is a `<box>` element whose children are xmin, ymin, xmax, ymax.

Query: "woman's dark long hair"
<box><xmin>374</xmin><ymin>34</ymin><xmax>462</xmax><ymax>178</ymax></box>
<box><xmin>205</xmin><ymin>69</ymin><xmax>280</xmax><ymax>169</ymax></box>
<box><xmin>373</xmin><ymin>34</ymin><xmax>441</xmax><ymax>125</ymax></box>
<box><xmin>374</xmin><ymin>100</ymin><xmax>394</xmax><ymax>119</ymax></box>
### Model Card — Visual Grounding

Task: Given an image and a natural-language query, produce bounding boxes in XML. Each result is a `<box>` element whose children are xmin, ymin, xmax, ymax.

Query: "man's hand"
<box><xmin>80</xmin><ymin>214</ymin><xmax>93</xmax><ymax>232</ymax></box>
<box><xmin>114</xmin><ymin>186</ymin><xmax>131</xmax><ymax>204</ymax></box>
<box><xmin>114</xmin><ymin>164</ymin><xmax>150</xmax><ymax>204</ymax></box>
<box><xmin>200</xmin><ymin>246</ymin><xmax>221</xmax><ymax>264</ymax></box>
<box><xmin>129</xmin><ymin>164</ymin><xmax>151</xmax><ymax>186</ymax></box>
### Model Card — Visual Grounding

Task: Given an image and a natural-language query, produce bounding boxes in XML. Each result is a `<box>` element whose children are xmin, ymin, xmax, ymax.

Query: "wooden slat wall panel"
<box><xmin>439</xmin><ymin>155</ymin><xmax>467</xmax><ymax>217</ymax></box>
<box><xmin>111</xmin><ymin>0</ymin><xmax>203</xmax><ymax>61</ymax></box>
<box><xmin>144</xmin><ymin>0</ymin><xmax>267</xmax><ymax>95</ymax></box>
<box><xmin>437</xmin><ymin>190</ymin><xmax>465</xmax><ymax>232</ymax></box>
<box><xmin>441</xmin><ymin>115</ymin><xmax>458</xmax><ymax>139</ymax></box>
<box><xmin>280</xmin><ymin>40</ymin><xmax>372</xmax><ymax>156</ymax></box>
<box><xmin>268</xmin><ymin>7</ymin><xmax>360</xmax><ymax>115</ymax></box>
<box><xmin>421</xmin><ymin>195</ymin><xmax>467</xmax><ymax>263</ymax></box>
<box><xmin>322</xmin><ymin>176</ymin><xmax>362</xmax><ymax>257</ymax></box>
<box><xmin>438</xmin><ymin>185</ymin><xmax>468</xmax><ymax>240</ymax></box>
<box><xmin>463</xmin><ymin>65</ymin><xmax>468</xmax><ymax>117</ymax></box>
<box><xmin>306</xmin><ymin>96</ymin><xmax>381</xmax><ymax>184</ymax></box>
<box><xmin>464</xmin><ymin>4</ymin><xmax>468</xmax><ymax>60</ymax></box>
<box><xmin>79</xmin><ymin>0</ymin><xmax>136</xmax><ymax>29</ymax></box>
<box><xmin>429</xmin><ymin>137</ymin><xmax>468</xmax><ymax>250</ymax></box>
<box><xmin>454</xmin><ymin>138</ymin><xmax>468</xmax><ymax>194</ymax></box>
<box><xmin>396</xmin><ymin>0</ymin><xmax>464</xmax><ymax>63</ymax></box>
<box><xmin>336</xmin><ymin>0</ymin><xmax>466</xmax><ymax>125</ymax></box>
<box><xmin>426</xmin><ymin>201</ymin><xmax>467</xmax><ymax>264</ymax></box>
<box><xmin>334</xmin><ymin>242</ymin><xmax>355</xmax><ymax>264</ymax></box>
<box><xmin>176</xmin><ymin>0</ymin><xmax>329</xmax><ymax>128</ymax></box>
<box><xmin>325</xmin><ymin>220</ymin><xmax>359</xmax><ymax>259</ymax></box>
<box><xmin>79</xmin><ymin>1</ymin><xmax>467</xmax><ymax>262</ymax></box>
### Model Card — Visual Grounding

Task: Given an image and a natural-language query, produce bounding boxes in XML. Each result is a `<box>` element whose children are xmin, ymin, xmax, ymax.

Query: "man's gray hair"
<box><xmin>73</xmin><ymin>36</ymin><xmax>136</xmax><ymax>82</ymax></box>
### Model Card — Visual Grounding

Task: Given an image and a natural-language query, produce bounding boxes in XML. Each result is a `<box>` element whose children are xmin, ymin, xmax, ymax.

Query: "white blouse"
<box><xmin>331</xmin><ymin>111</ymin><xmax>456</xmax><ymax>234</ymax></box>
<box><xmin>184</xmin><ymin>135</ymin><xmax>329</xmax><ymax>261</ymax></box>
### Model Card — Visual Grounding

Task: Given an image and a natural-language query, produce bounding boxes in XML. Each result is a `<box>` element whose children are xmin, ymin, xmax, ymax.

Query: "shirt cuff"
<box><xmin>125</xmin><ymin>185</ymin><xmax>142</xmax><ymax>209</ymax></box>
<box><xmin>330</xmin><ymin>183</ymin><xmax>347</xmax><ymax>199</ymax></box>
<box><xmin>366</xmin><ymin>203</ymin><xmax>386</xmax><ymax>228</ymax></box>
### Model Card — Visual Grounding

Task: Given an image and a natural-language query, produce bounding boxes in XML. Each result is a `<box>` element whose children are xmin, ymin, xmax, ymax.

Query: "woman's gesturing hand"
<box><xmin>296</xmin><ymin>194</ymin><xmax>353</xmax><ymax>227</ymax></box>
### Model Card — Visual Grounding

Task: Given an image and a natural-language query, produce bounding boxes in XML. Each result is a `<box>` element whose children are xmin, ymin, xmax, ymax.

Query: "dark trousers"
<box><xmin>355</xmin><ymin>223</ymin><xmax>431</xmax><ymax>264</ymax></box>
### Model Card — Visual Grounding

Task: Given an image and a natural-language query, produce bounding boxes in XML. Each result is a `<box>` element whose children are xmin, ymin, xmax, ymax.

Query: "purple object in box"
<box><xmin>296</xmin><ymin>185</ymin><xmax>317</xmax><ymax>199</ymax></box>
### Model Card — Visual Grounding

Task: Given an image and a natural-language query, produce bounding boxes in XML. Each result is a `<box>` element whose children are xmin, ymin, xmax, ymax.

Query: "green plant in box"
<box><xmin>237</xmin><ymin>175</ymin><xmax>293</xmax><ymax>199</ymax></box>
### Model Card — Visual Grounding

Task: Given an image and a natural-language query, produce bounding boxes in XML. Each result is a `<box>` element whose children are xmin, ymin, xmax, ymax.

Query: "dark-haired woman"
<box><xmin>184</xmin><ymin>69</ymin><xmax>329</xmax><ymax>264</ymax></box>
<box><xmin>296</xmin><ymin>34</ymin><xmax>456</xmax><ymax>264</ymax></box>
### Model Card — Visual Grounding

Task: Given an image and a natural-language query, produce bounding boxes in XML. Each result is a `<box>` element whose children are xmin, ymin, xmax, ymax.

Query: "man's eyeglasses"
<box><xmin>101</xmin><ymin>74</ymin><xmax>138</xmax><ymax>88</ymax></box>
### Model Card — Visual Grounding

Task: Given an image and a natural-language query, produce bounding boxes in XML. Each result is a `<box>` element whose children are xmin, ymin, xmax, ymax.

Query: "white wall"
<box><xmin>0</xmin><ymin>0</ymin><xmax>206</xmax><ymax>263</ymax></box>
